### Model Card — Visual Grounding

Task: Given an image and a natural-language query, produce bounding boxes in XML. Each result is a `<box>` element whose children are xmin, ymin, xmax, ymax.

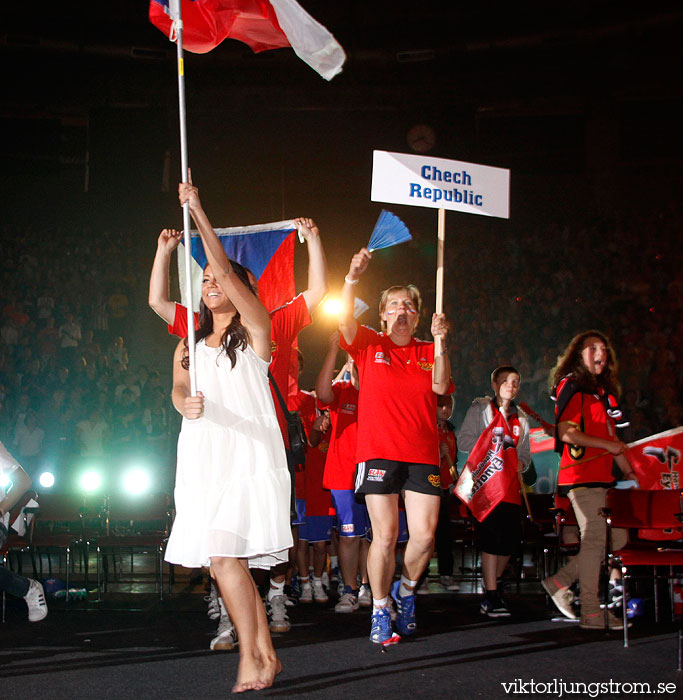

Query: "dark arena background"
<box><xmin>1</xmin><ymin>3</ymin><xmax>682</xmax><ymax>698</ymax></box>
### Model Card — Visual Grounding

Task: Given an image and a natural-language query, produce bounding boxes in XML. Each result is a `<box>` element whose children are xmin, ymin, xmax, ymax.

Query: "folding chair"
<box><xmin>26</xmin><ymin>492</ymin><xmax>87</xmax><ymax>600</ymax></box>
<box><xmin>602</xmin><ymin>488</ymin><xmax>683</xmax><ymax>669</ymax></box>
<box><xmin>95</xmin><ymin>492</ymin><xmax>172</xmax><ymax>600</ymax></box>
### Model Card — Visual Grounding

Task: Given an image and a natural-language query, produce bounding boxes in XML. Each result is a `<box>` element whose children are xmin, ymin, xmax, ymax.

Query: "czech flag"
<box><xmin>149</xmin><ymin>0</ymin><xmax>345</xmax><ymax>80</ymax></box>
<box><xmin>177</xmin><ymin>219</ymin><xmax>297</xmax><ymax>314</ymax></box>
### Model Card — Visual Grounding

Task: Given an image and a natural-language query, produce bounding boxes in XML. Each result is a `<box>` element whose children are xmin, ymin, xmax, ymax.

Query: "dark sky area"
<box><xmin>2</xmin><ymin>1</ymin><xmax>682</xmax><ymax>380</ymax></box>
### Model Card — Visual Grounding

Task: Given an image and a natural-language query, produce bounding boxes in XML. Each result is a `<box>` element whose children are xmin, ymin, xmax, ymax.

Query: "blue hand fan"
<box><xmin>367</xmin><ymin>210</ymin><xmax>412</xmax><ymax>252</ymax></box>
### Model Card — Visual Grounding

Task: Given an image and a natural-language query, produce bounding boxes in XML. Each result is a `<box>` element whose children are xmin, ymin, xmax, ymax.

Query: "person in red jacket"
<box><xmin>542</xmin><ymin>330</ymin><xmax>637</xmax><ymax>630</ymax></box>
<box><xmin>316</xmin><ymin>332</ymin><xmax>371</xmax><ymax>612</ymax></box>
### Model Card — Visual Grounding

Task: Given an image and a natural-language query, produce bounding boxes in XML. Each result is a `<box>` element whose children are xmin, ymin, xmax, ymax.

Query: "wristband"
<box><xmin>344</xmin><ymin>275</ymin><xmax>359</xmax><ymax>285</ymax></box>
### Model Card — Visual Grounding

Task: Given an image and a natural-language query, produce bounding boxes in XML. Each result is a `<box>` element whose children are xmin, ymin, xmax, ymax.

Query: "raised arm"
<box><xmin>339</xmin><ymin>248</ymin><xmax>371</xmax><ymax>346</ymax></box>
<box><xmin>315</xmin><ymin>331</ymin><xmax>340</xmax><ymax>406</ymax></box>
<box><xmin>178</xmin><ymin>181</ymin><xmax>271</xmax><ymax>358</ymax></box>
<box><xmin>294</xmin><ymin>217</ymin><xmax>328</xmax><ymax>312</ymax></box>
<box><xmin>149</xmin><ymin>228</ymin><xmax>182</xmax><ymax>324</ymax></box>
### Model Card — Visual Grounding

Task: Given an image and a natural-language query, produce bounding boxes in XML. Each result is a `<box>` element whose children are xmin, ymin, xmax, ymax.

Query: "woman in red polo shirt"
<box><xmin>542</xmin><ymin>330</ymin><xmax>637</xmax><ymax>630</ymax></box>
<box><xmin>339</xmin><ymin>247</ymin><xmax>452</xmax><ymax>644</ymax></box>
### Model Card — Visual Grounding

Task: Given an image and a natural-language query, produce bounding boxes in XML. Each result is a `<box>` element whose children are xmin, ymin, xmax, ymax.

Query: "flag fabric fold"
<box><xmin>454</xmin><ymin>411</ymin><xmax>519</xmax><ymax>522</ymax></box>
<box><xmin>177</xmin><ymin>220</ymin><xmax>297</xmax><ymax>314</ymax></box>
<box><xmin>149</xmin><ymin>0</ymin><xmax>345</xmax><ymax>79</ymax></box>
<box><xmin>624</xmin><ymin>427</ymin><xmax>683</xmax><ymax>540</ymax></box>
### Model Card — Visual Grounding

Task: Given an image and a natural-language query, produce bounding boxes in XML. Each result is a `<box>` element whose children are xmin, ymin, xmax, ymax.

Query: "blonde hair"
<box><xmin>378</xmin><ymin>285</ymin><xmax>422</xmax><ymax>332</ymax></box>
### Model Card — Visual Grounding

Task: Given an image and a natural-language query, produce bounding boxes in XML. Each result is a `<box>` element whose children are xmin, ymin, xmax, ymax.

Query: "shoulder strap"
<box><xmin>268</xmin><ymin>370</ymin><xmax>289</xmax><ymax>413</ymax></box>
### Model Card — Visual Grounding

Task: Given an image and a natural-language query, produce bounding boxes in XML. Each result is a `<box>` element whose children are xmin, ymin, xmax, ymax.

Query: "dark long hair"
<box><xmin>182</xmin><ymin>260</ymin><xmax>256</xmax><ymax>370</ymax></box>
<box><xmin>549</xmin><ymin>329</ymin><xmax>621</xmax><ymax>397</ymax></box>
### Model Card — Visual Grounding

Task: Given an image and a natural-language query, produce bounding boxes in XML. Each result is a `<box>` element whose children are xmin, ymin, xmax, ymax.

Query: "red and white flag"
<box><xmin>454</xmin><ymin>412</ymin><xmax>519</xmax><ymax>522</ymax></box>
<box><xmin>149</xmin><ymin>0</ymin><xmax>345</xmax><ymax>80</ymax></box>
<box><xmin>626</xmin><ymin>426</ymin><xmax>683</xmax><ymax>540</ymax></box>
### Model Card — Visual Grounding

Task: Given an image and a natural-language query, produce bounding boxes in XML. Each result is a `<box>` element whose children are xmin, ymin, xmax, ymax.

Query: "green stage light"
<box><xmin>122</xmin><ymin>468</ymin><xmax>151</xmax><ymax>496</ymax></box>
<box><xmin>39</xmin><ymin>472</ymin><xmax>55</xmax><ymax>488</ymax></box>
<box><xmin>80</xmin><ymin>470</ymin><xmax>103</xmax><ymax>493</ymax></box>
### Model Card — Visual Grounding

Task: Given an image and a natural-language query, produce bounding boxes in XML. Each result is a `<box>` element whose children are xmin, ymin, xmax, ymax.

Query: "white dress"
<box><xmin>164</xmin><ymin>339</ymin><xmax>293</xmax><ymax>570</ymax></box>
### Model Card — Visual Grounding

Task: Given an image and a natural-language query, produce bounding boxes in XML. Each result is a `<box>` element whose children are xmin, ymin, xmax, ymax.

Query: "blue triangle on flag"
<box><xmin>190</xmin><ymin>228</ymin><xmax>293</xmax><ymax>280</ymax></box>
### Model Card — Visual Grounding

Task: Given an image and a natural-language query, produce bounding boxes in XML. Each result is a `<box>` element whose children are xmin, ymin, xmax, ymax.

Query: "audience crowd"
<box><xmin>0</xmin><ymin>201</ymin><xmax>680</xmax><ymax>493</ymax></box>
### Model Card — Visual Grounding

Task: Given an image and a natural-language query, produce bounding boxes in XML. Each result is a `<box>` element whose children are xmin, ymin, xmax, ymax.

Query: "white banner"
<box><xmin>371</xmin><ymin>150</ymin><xmax>510</xmax><ymax>219</ymax></box>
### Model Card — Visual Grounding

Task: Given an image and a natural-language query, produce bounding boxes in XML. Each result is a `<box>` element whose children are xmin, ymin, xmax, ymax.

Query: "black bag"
<box><xmin>268</xmin><ymin>371</ymin><xmax>307</xmax><ymax>469</ymax></box>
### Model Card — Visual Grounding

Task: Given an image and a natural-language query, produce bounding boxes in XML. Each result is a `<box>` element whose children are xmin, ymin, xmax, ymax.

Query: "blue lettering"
<box><xmin>453</xmin><ymin>172</ymin><xmax>461</xmax><ymax>184</ymax></box>
<box><xmin>474</xmin><ymin>194</ymin><xmax>483</xmax><ymax>206</ymax></box>
<box><xmin>433</xmin><ymin>189</ymin><xmax>442</xmax><ymax>202</ymax></box>
<box><xmin>409</xmin><ymin>183</ymin><xmax>422</xmax><ymax>198</ymax></box>
<box><xmin>444</xmin><ymin>190</ymin><xmax>453</xmax><ymax>201</ymax></box>
<box><xmin>424</xmin><ymin>187</ymin><xmax>432</xmax><ymax>198</ymax></box>
<box><xmin>420</xmin><ymin>165</ymin><xmax>430</xmax><ymax>180</ymax></box>
<box><xmin>462</xmin><ymin>171</ymin><xmax>472</xmax><ymax>186</ymax></box>
<box><xmin>432</xmin><ymin>166</ymin><xmax>443</xmax><ymax>182</ymax></box>
<box><xmin>444</xmin><ymin>171</ymin><xmax>452</xmax><ymax>183</ymax></box>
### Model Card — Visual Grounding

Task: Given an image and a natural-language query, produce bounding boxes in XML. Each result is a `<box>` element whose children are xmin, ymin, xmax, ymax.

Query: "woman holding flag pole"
<box><xmin>542</xmin><ymin>330</ymin><xmax>638</xmax><ymax>631</ymax></box>
<box><xmin>338</xmin><ymin>246</ymin><xmax>452</xmax><ymax>645</ymax></box>
<box><xmin>165</xmin><ymin>180</ymin><xmax>292</xmax><ymax>692</ymax></box>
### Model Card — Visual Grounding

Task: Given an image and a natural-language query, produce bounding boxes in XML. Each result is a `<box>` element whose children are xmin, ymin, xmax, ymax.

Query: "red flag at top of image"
<box><xmin>149</xmin><ymin>0</ymin><xmax>345</xmax><ymax>80</ymax></box>
<box><xmin>454</xmin><ymin>411</ymin><xmax>519</xmax><ymax>522</ymax></box>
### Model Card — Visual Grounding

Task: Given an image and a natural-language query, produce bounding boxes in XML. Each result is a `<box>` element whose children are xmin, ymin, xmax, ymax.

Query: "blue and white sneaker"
<box><xmin>370</xmin><ymin>606</ymin><xmax>396</xmax><ymax>644</ymax></box>
<box><xmin>391</xmin><ymin>580</ymin><xmax>416</xmax><ymax>636</ymax></box>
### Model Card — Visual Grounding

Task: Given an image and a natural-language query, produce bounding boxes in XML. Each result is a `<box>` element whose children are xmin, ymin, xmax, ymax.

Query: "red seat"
<box><xmin>602</xmin><ymin>488</ymin><xmax>683</xmax><ymax>669</ymax></box>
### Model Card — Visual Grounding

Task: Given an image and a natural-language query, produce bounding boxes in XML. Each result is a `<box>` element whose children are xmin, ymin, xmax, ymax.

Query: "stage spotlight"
<box><xmin>80</xmin><ymin>470</ymin><xmax>103</xmax><ymax>493</ymax></box>
<box><xmin>39</xmin><ymin>472</ymin><xmax>55</xmax><ymax>488</ymax></box>
<box><xmin>122</xmin><ymin>468</ymin><xmax>151</xmax><ymax>496</ymax></box>
<box><xmin>323</xmin><ymin>298</ymin><xmax>342</xmax><ymax>316</ymax></box>
<box><xmin>0</xmin><ymin>472</ymin><xmax>10</xmax><ymax>489</ymax></box>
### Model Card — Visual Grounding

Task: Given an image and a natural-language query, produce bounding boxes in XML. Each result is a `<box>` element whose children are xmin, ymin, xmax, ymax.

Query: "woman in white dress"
<box><xmin>166</xmin><ymin>180</ymin><xmax>292</xmax><ymax>693</ymax></box>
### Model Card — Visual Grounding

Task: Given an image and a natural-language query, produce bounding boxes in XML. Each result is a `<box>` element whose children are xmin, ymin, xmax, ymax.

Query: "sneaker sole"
<box><xmin>269</xmin><ymin>624</ymin><xmax>291</xmax><ymax>633</ymax></box>
<box><xmin>371</xmin><ymin>633</ymin><xmax>401</xmax><ymax>645</ymax></box>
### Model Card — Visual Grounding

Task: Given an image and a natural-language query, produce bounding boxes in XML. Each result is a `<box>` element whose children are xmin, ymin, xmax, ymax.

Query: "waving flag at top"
<box><xmin>178</xmin><ymin>220</ymin><xmax>297</xmax><ymax>314</ymax></box>
<box><xmin>149</xmin><ymin>0</ymin><xmax>345</xmax><ymax>80</ymax></box>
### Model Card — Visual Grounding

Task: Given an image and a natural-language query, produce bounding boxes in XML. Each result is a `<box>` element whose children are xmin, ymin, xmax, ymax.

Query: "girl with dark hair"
<box><xmin>164</xmin><ymin>181</ymin><xmax>292</xmax><ymax>692</ymax></box>
<box><xmin>542</xmin><ymin>330</ymin><xmax>637</xmax><ymax>630</ymax></box>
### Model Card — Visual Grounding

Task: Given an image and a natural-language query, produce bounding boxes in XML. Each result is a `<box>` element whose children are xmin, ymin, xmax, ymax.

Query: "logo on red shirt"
<box><xmin>374</xmin><ymin>352</ymin><xmax>390</xmax><ymax>366</ymax></box>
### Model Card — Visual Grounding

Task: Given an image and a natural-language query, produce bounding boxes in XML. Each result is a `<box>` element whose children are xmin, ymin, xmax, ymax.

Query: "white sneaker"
<box><xmin>204</xmin><ymin>583</ymin><xmax>221</xmax><ymax>620</ymax></box>
<box><xmin>209</xmin><ymin>615</ymin><xmax>237</xmax><ymax>650</ymax></box>
<box><xmin>267</xmin><ymin>595</ymin><xmax>291</xmax><ymax>633</ymax></box>
<box><xmin>300</xmin><ymin>582</ymin><xmax>313</xmax><ymax>603</ymax></box>
<box><xmin>439</xmin><ymin>575</ymin><xmax>460</xmax><ymax>591</ymax></box>
<box><xmin>24</xmin><ymin>579</ymin><xmax>48</xmax><ymax>622</ymax></box>
<box><xmin>358</xmin><ymin>584</ymin><xmax>372</xmax><ymax>608</ymax></box>
<box><xmin>334</xmin><ymin>590</ymin><xmax>359</xmax><ymax>613</ymax></box>
<box><xmin>313</xmin><ymin>578</ymin><xmax>328</xmax><ymax>603</ymax></box>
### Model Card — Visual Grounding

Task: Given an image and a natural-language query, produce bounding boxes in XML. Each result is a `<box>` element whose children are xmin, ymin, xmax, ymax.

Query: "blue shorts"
<box><xmin>330</xmin><ymin>489</ymin><xmax>370</xmax><ymax>538</ymax></box>
<box><xmin>298</xmin><ymin>515</ymin><xmax>334</xmax><ymax>543</ymax></box>
<box><xmin>292</xmin><ymin>498</ymin><xmax>306</xmax><ymax>527</ymax></box>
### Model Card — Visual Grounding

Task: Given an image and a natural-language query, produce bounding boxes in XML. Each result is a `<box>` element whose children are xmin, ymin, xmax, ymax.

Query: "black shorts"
<box><xmin>476</xmin><ymin>502</ymin><xmax>522</xmax><ymax>556</ymax></box>
<box><xmin>354</xmin><ymin>459</ymin><xmax>441</xmax><ymax>497</ymax></box>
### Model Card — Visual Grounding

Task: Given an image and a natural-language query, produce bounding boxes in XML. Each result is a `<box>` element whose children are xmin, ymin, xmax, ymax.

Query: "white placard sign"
<box><xmin>371</xmin><ymin>150</ymin><xmax>510</xmax><ymax>219</ymax></box>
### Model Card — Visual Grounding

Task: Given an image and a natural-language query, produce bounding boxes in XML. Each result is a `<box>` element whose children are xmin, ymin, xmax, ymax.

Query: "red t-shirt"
<box><xmin>340</xmin><ymin>325</ymin><xmax>450</xmax><ymax>466</ymax></box>
<box><xmin>169</xmin><ymin>296</ymin><xmax>312</xmax><ymax>445</ymax></box>
<box><xmin>438</xmin><ymin>423</ymin><xmax>457</xmax><ymax>491</ymax></box>
<box><xmin>557</xmin><ymin>391</ymin><xmax>615</xmax><ymax>486</ymax></box>
<box><xmin>319</xmin><ymin>380</ymin><xmax>359</xmax><ymax>490</ymax></box>
<box><xmin>288</xmin><ymin>389</ymin><xmax>332</xmax><ymax>515</ymax></box>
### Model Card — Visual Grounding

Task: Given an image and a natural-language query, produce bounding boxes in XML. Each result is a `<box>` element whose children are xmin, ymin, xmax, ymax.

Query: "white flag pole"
<box><xmin>435</xmin><ymin>207</ymin><xmax>445</xmax><ymax>353</ymax></box>
<box><xmin>172</xmin><ymin>0</ymin><xmax>197</xmax><ymax>395</ymax></box>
